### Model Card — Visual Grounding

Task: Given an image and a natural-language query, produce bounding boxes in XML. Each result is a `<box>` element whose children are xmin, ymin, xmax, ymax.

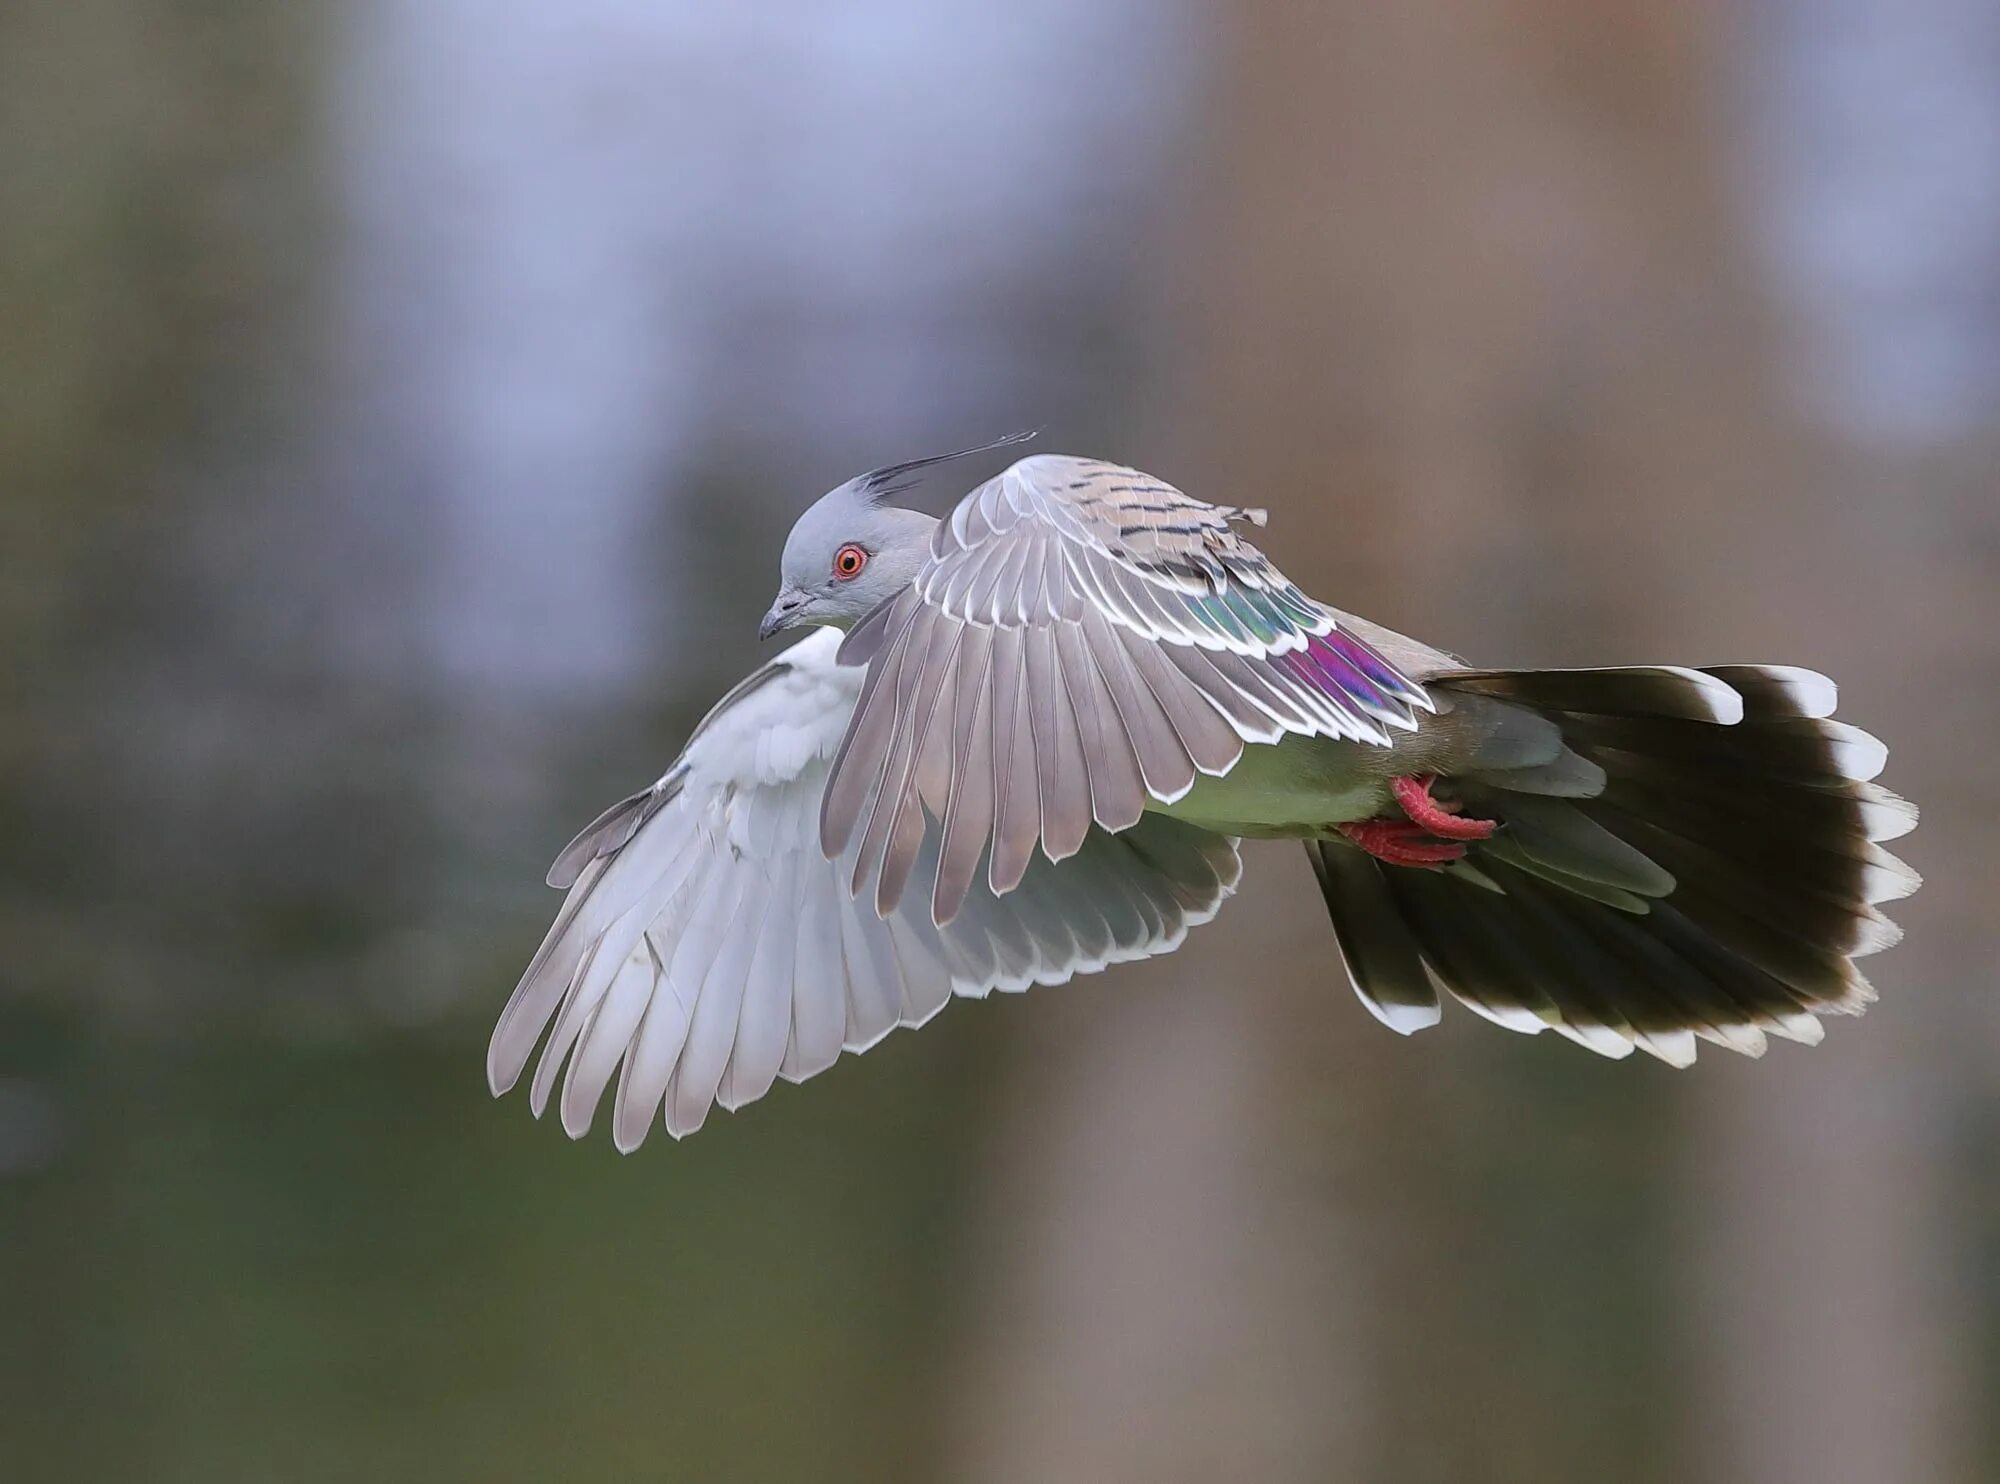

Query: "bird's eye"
<box><xmin>833</xmin><ymin>544</ymin><xmax>868</xmax><ymax>580</ymax></box>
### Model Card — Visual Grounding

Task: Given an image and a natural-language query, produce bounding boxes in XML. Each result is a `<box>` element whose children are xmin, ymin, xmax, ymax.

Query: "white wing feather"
<box><xmin>487</xmin><ymin>627</ymin><xmax>1242</xmax><ymax>1148</ymax></box>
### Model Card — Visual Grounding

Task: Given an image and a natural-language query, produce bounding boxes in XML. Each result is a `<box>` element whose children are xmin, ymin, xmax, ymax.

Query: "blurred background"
<box><xmin>4</xmin><ymin>2</ymin><xmax>1997</xmax><ymax>1480</ymax></box>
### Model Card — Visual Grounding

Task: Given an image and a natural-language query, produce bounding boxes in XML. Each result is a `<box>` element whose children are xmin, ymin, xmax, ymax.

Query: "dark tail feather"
<box><xmin>1307</xmin><ymin>664</ymin><xmax>1918</xmax><ymax>1065</ymax></box>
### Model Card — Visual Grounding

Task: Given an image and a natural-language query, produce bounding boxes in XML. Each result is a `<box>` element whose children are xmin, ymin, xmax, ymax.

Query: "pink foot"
<box><xmin>1337</xmin><ymin>818</ymin><xmax>1471</xmax><ymax>867</ymax></box>
<box><xmin>1336</xmin><ymin>775</ymin><xmax>1499</xmax><ymax>868</ymax></box>
<box><xmin>1390</xmin><ymin>774</ymin><xmax>1497</xmax><ymax>841</ymax></box>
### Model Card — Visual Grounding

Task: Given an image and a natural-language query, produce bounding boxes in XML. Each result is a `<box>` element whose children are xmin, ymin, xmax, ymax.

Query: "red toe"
<box><xmin>1336</xmin><ymin>818</ymin><xmax>1469</xmax><ymax>868</ymax></box>
<box><xmin>1391</xmin><ymin>775</ymin><xmax>1497</xmax><ymax>841</ymax></box>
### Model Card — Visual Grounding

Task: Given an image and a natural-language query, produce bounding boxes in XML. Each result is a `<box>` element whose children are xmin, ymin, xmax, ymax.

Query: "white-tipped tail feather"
<box><xmin>1309</xmin><ymin>662</ymin><xmax>1916</xmax><ymax>1068</ymax></box>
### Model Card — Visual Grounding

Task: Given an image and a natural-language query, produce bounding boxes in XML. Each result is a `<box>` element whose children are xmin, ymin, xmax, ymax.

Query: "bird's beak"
<box><xmin>759</xmin><ymin>589</ymin><xmax>810</xmax><ymax>641</ymax></box>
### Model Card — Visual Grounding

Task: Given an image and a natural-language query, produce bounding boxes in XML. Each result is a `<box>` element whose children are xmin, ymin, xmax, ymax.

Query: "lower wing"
<box><xmin>487</xmin><ymin>632</ymin><xmax>1242</xmax><ymax>1149</ymax></box>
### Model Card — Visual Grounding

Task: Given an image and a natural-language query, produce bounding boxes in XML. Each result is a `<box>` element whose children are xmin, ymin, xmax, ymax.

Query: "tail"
<box><xmin>1306</xmin><ymin>664</ymin><xmax>1919</xmax><ymax>1064</ymax></box>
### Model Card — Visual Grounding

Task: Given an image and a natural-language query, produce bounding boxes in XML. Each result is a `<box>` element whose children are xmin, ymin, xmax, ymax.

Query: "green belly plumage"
<box><xmin>1148</xmin><ymin>732</ymin><xmax>1398</xmax><ymax>838</ymax></box>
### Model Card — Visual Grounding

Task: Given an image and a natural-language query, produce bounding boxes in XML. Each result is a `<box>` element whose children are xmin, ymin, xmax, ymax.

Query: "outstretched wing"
<box><xmin>820</xmin><ymin>454</ymin><xmax>1434</xmax><ymax>924</ymax></box>
<box><xmin>487</xmin><ymin>628</ymin><xmax>1242</xmax><ymax>1149</ymax></box>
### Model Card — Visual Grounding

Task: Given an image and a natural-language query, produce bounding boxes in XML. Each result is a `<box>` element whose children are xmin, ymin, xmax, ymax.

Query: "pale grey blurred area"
<box><xmin>3</xmin><ymin>2</ymin><xmax>1995</xmax><ymax>1482</ymax></box>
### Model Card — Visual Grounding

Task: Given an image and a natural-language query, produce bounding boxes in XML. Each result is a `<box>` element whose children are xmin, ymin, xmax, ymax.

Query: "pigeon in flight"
<box><xmin>489</xmin><ymin>436</ymin><xmax>1918</xmax><ymax>1149</ymax></box>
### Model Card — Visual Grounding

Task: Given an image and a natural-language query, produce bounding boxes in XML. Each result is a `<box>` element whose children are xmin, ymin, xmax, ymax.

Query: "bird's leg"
<box><xmin>1335</xmin><ymin>775</ymin><xmax>1499</xmax><ymax>868</ymax></box>
<box><xmin>1389</xmin><ymin>774</ymin><xmax>1497</xmax><ymax>842</ymax></box>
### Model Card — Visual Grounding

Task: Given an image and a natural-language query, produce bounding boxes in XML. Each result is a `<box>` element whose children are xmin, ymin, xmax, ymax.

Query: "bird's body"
<box><xmin>490</xmin><ymin>447</ymin><xmax>1918</xmax><ymax>1148</ymax></box>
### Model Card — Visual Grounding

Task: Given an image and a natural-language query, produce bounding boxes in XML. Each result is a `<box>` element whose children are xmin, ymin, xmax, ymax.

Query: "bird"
<box><xmin>488</xmin><ymin>435</ymin><xmax>1918</xmax><ymax>1150</ymax></box>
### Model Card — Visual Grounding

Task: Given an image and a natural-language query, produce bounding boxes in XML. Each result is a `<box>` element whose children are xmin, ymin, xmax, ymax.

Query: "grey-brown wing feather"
<box><xmin>822</xmin><ymin>454</ymin><xmax>1437</xmax><ymax>924</ymax></box>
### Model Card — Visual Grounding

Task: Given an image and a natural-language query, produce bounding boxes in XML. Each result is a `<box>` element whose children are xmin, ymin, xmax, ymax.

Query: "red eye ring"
<box><xmin>833</xmin><ymin>544</ymin><xmax>868</xmax><ymax>580</ymax></box>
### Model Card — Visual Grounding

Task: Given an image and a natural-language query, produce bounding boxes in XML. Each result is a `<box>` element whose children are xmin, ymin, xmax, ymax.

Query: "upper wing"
<box><xmin>820</xmin><ymin>454</ymin><xmax>1434</xmax><ymax>923</ymax></box>
<box><xmin>486</xmin><ymin>627</ymin><xmax>1242</xmax><ymax>1149</ymax></box>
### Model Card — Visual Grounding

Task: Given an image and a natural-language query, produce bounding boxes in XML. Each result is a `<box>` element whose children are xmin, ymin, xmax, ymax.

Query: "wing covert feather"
<box><xmin>820</xmin><ymin>455</ymin><xmax>1431</xmax><ymax>917</ymax></box>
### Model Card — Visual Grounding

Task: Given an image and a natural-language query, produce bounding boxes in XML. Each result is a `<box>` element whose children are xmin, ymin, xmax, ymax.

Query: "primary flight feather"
<box><xmin>491</xmin><ymin>442</ymin><xmax>1917</xmax><ymax>1147</ymax></box>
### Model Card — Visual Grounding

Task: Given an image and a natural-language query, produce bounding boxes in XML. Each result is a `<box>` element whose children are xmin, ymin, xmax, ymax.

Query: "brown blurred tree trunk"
<box><xmin>944</xmin><ymin>4</ymin><xmax>1966</xmax><ymax>1481</ymax></box>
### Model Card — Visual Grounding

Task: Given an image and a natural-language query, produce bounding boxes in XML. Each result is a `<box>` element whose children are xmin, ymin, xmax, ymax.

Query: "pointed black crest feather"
<box><xmin>857</xmin><ymin>429</ymin><xmax>1039</xmax><ymax>501</ymax></box>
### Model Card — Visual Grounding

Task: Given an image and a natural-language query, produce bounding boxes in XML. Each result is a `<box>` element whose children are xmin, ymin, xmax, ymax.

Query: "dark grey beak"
<box><xmin>759</xmin><ymin>590</ymin><xmax>808</xmax><ymax>641</ymax></box>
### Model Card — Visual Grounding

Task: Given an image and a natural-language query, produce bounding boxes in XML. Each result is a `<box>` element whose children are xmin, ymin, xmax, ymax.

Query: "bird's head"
<box><xmin>760</xmin><ymin>431</ymin><xmax>1036</xmax><ymax>640</ymax></box>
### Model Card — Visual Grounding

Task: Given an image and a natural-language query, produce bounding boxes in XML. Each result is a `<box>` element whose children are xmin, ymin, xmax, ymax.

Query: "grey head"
<box><xmin>760</xmin><ymin>431</ymin><xmax>1036</xmax><ymax>639</ymax></box>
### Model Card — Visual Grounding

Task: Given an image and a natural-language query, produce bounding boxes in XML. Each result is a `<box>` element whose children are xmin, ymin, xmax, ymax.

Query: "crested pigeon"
<box><xmin>489</xmin><ymin>437</ymin><xmax>1918</xmax><ymax>1148</ymax></box>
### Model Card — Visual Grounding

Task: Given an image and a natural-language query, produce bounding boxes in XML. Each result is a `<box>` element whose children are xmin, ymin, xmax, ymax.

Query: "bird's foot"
<box><xmin>1390</xmin><ymin>774</ymin><xmax>1497</xmax><ymax>841</ymax></box>
<box><xmin>1336</xmin><ymin>818</ymin><xmax>1472</xmax><ymax>867</ymax></box>
<box><xmin>1335</xmin><ymin>775</ymin><xmax>1498</xmax><ymax>868</ymax></box>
